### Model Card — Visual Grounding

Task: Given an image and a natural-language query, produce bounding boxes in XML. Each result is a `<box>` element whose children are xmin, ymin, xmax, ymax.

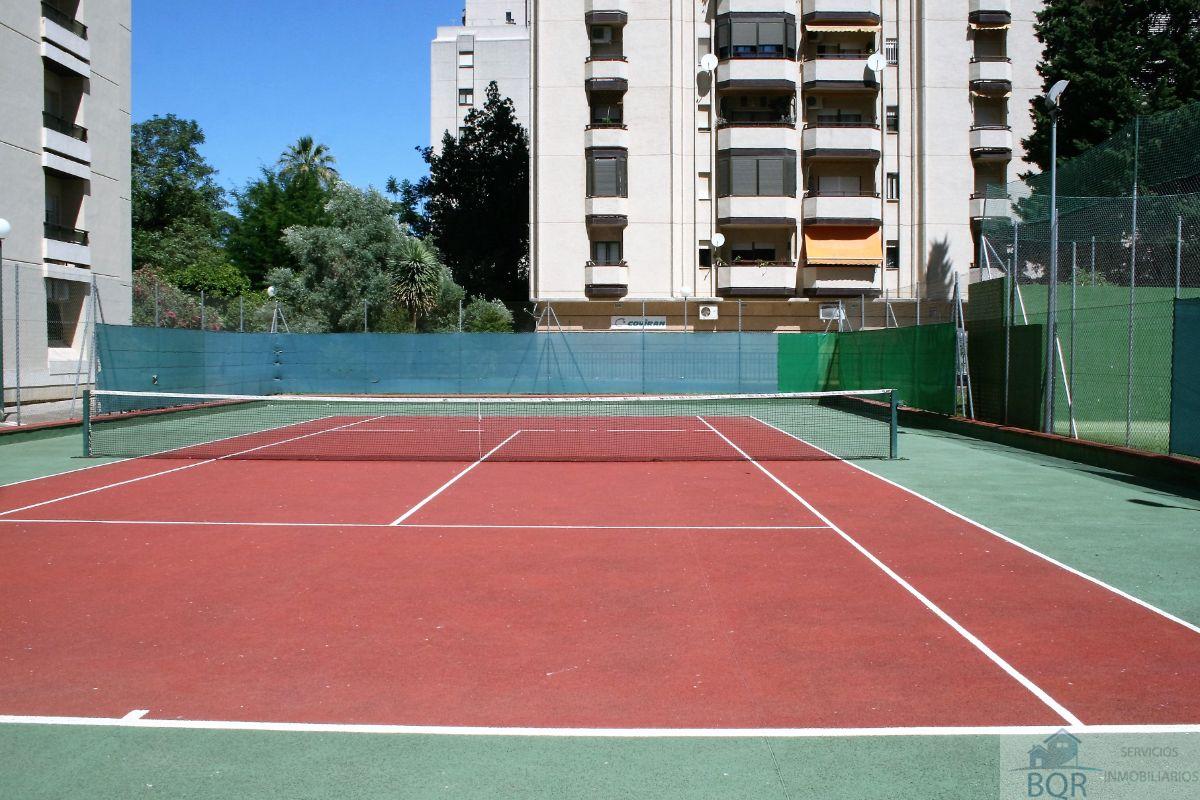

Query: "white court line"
<box><xmin>0</xmin><ymin>518</ymin><xmax>831</xmax><ymax>532</ymax></box>
<box><xmin>121</xmin><ymin>709</ymin><xmax>149</xmax><ymax>720</ymax></box>
<box><xmin>2</xmin><ymin>714</ymin><xmax>1198</xmax><ymax>737</ymax></box>
<box><xmin>753</xmin><ymin>417</ymin><xmax>1200</xmax><ymax>639</ymax></box>
<box><xmin>0</xmin><ymin>415</ymin><xmax>384</xmax><ymax>518</ymax></box>
<box><xmin>696</xmin><ymin>415</ymin><xmax>1084</xmax><ymax>728</ymax></box>
<box><xmin>389</xmin><ymin>431</ymin><xmax>522</xmax><ymax>526</ymax></box>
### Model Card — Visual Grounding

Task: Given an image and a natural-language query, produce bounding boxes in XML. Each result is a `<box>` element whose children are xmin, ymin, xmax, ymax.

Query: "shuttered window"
<box><xmin>716</xmin><ymin>152</ymin><xmax>797</xmax><ymax>197</ymax></box>
<box><xmin>587</xmin><ymin>148</ymin><xmax>628</xmax><ymax>197</ymax></box>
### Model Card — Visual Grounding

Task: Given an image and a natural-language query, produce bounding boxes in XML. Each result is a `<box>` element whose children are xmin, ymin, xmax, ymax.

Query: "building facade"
<box><xmin>0</xmin><ymin>0</ymin><xmax>132</xmax><ymax>408</ymax></box>
<box><xmin>431</xmin><ymin>0</ymin><xmax>532</xmax><ymax>150</ymax></box>
<box><xmin>530</xmin><ymin>0</ymin><xmax>1041</xmax><ymax>330</ymax></box>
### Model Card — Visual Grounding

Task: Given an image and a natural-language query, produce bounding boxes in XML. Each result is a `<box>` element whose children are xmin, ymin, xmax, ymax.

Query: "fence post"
<box><xmin>860</xmin><ymin>293</ymin><xmax>865</xmax><ymax>330</ymax></box>
<box><xmin>738</xmin><ymin>299</ymin><xmax>743</xmax><ymax>333</ymax></box>
<box><xmin>458</xmin><ymin>299</ymin><xmax>463</xmax><ymax>332</ymax></box>
<box><xmin>1069</xmin><ymin>241</ymin><xmax>1076</xmax><ymax>418</ymax></box>
<box><xmin>363</xmin><ymin>299</ymin><xmax>368</xmax><ymax>333</ymax></box>
<box><xmin>154</xmin><ymin>282</ymin><xmax>160</xmax><ymax>327</ymax></box>
<box><xmin>1126</xmin><ymin>199</ymin><xmax>1137</xmax><ymax>448</ymax></box>
<box><xmin>13</xmin><ymin>263</ymin><xmax>21</xmax><ymax>425</ymax></box>
<box><xmin>1176</xmin><ymin>215</ymin><xmax>1183</xmax><ymax>300</ymax></box>
<box><xmin>200</xmin><ymin>290</ymin><xmax>206</xmax><ymax>331</ymax></box>
<box><xmin>239</xmin><ymin>295</ymin><xmax>244</xmax><ymax>332</ymax></box>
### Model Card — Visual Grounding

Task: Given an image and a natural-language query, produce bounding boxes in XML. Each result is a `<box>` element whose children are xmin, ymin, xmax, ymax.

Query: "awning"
<box><xmin>803</xmin><ymin>227</ymin><xmax>882</xmax><ymax>266</ymax></box>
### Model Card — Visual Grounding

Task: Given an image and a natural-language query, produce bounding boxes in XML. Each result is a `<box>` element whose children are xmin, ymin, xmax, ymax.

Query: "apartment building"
<box><xmin>530</xmin><ymin>0</ymin><xmax>1041</xmax><ymax>330</ymax></box>
<box><xmin>0</xmin><ymin>0</ymin><xmax>132</xmax><ymax>407</ymax></box>
<box><xmin>431</xmin><ymin>0</ymin><xmax>531</xmax><ymax>150</ymax></box>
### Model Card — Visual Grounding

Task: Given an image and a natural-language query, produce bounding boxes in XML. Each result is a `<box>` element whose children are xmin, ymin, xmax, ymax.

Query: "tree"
<box><xmin>462</xmin><ymin>297</ymin><xmax>514</xmax><ymax>333</ymax></box>
<box><xmin>226</xmin><ymin>168</ymin><xmax>331</xmax><ymax>287</ymax></box>
<box><xmin>283</xmin><ymin>184</ymin><xmax>437</xmax><ymax>331</ymax></box>
<box><xmin>415</xmin><ymin>82</ymin><xmax>529</xmax><ymax>303</ymax></box>
<box><xmin>390</xmin><ymin>237</ymin><xmax>444</xmax><ymax>330</ymax></box>
<box><xmin>278</xmin><ymin>135</ymin><xmax>340</xmax><ymax>189</ymax></box>
<box><xmin>1025</xmin><ymin>1</ymin><xmax>1200</xmax><ymax>171</ymax></box>
<box><xmin>384</xmin><ymin>175</ymin><xmax>428</xmax><ymax>235</ymax></box>
<box><xmin>131</xmin><ymin>116</ymin><xmax>236</xmax><ymax>291</ymax></box>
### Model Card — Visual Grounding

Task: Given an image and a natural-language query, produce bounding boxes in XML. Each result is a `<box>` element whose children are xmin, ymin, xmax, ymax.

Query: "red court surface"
<box><xmin>2</xmin><ymin>414</ymin><xmax>1199</xmax><ymax>732</ymax></box>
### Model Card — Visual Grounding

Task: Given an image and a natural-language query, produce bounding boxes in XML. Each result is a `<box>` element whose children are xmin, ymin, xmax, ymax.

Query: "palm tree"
<box><xmin>278</xmin><ymin>136</ymin><xmax>339</xmax><ymax>188</ymax></box>
<box><xmin>390</xmin><ymin>237</ymin><xmax>443</xmax><ymax>331</ymax></box>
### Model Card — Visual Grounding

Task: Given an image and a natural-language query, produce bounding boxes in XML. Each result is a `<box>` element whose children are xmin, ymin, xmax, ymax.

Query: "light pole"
<box><xmin>0</xmin><ymin>218</ymin><xmax>10</xmax><ymax>420</ymax></box>
<box><xmin>1042</xmin><ymin>80</ymin><xmax>1068</xmax><ymax>434</ymax></box>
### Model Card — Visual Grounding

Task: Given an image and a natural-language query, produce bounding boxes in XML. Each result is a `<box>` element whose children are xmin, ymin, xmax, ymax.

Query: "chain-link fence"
<box><xmin>969</xmin><ymin>102</ymin><xmax>1200</xmax><ymax>454</ymax></box>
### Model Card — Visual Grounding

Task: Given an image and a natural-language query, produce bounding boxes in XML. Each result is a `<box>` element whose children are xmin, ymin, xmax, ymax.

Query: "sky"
<box><xmin>133</xmin><ymin>0</ymin><xmax>463</xmax><ymax>196</ymax></box>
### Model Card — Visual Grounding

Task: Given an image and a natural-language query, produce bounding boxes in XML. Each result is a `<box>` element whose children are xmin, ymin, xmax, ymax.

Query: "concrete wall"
<box><xmin>0</xmin><ymin>0</ymin><xmax>131</xmax><ymax>407</ymax></box>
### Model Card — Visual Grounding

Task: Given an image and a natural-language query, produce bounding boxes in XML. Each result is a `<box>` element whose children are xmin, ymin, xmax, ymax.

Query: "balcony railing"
<box><xmin>716</xmin><ymin>116</ymin><xmax>796</xmax><ymax>128</ymax></box>
<box><xmin>44</xmin><ymin>222</ymin><xmax>89</xmax><ymax>245</ymax></box>
<box><xmin>42</xmin><ymin>111</ymin><xmax>87</xmax><ymax>141</ymax></box>
<box><xmin>586</xmin><ymin>121</ymin><xmax>626</xmax><ymax>129</ymax></box>
<box><xmin>41</xmin><ymin>2</ymin><xmax>87</xmax><ymax>39</ymax></box>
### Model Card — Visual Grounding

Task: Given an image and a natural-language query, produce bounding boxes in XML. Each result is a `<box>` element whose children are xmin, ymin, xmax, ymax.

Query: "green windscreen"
<box><xmin>1170</xmin><ymin>298</ymin><xmax>1200</xmax><ymax>458</ymax></box>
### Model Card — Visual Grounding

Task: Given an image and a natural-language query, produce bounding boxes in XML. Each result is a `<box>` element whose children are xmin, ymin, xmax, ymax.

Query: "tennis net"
<box><xmin>84</xmin><ymin>389</ymin><xmax>899</xmax><ymax>462</ymax></box>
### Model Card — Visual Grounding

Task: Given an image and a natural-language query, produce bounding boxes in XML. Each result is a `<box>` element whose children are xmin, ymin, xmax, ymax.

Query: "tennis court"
<box><xmin>1</xmin><ymin>389</ymin><xmax>1199</xmax><ymax>738</ymax></box>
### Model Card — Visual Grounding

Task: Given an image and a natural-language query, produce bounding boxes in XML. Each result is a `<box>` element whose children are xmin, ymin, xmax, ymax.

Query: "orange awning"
<box><xmin>803</xmin><ymin>227</ymin><xmax>882</xmax><ymax>266</ymax></box>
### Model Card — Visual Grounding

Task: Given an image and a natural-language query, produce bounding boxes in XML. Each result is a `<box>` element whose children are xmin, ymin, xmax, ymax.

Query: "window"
<box><xmin>885</xmin><ymin>240</ymin><xmax>900</xmax><ymax>270</ymax></box>
<box><xmin>885</xmin><ymin>38</ymin><xmax>899</xmax><ymax>66</ymax></box>
<box><xmin>592</xmin><ymin>239</ymin><xmax>622</xmax><ymax>265</ymax></box>
<box><xmin>731</xmin><ymin>241</ymin><xmax>778</xmax><ymax>262</ymax></box>
<box><xmin>698</xmin><ymin>172</ymin><xmax>711</xmax><ymax>200</ymax></box>
<box><xmin>886</xmin><ymin>172</ymin><xmax>900</xmax><ymax>200</ymax></box>
<box><xmin>587</xmin><ymin>148</ymin><xmax>628</xmax><ymax>197</ymax></box>
<box><xmin>505</xmin><ymin>10</ymin><xmax>514</xmax><ymax>24</ymax></box>
<box><xmin>698</xmin><ymin>36</ymin><xmax>711</xmax><ymax>56</ymax></box>
<box><xmin>590</xmin><ymin>100</ymin><xmax>623</xmax><ymax>125</ymax></box>
<box><xmin>458</xmin><ymin>52</ymin><xmax>474</xmax><ymax>68</ymax></box>
<box><xmin>813</xmin><ymin>174</ymin><xmax>861</xmax><ymax>196</ymax></box>
<box><xmin>45</xmin><ymin>278</ymin><xmax>82</xmax><ymax>348</ymax></box>
<box><xmin>458</xmin><ymin>88</ymin><xmax>473</xmax><ymax>106</ymax></box>
<box><xmin>698</xmin><ymin>104</ymin><xmax>711</xmax><ymax>130</ymax></box>
<box><xmin>45</xmin><ymin>193</ymin><xmax>60</xmax><ymax>226</ymax></box>
<box><xmin>715</xmin><ymin>14</ymin><xmax>797</xmax><ymax>60</ymax></box>
<box><xmin>716</xmin><ymin>151</ymin><xmax>797</xmax><ymax>197</ymax></box>
<box><xmin>885</xmin><ymin>105</ymin><xmax>899</xmax><ymax>133</ymax></box>
<box><xmin>698</xmin><ymin>245</ymin><xmax>712</xmax><ymax>267</ymax></box>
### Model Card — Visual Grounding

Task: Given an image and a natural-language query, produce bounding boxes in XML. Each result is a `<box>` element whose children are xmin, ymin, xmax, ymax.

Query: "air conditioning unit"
<box><xmin>819</xmin><ymin>303</ymin><xmax>845</xmax><ymax>321</ymax></box>
<box><xmin>698</xmin><ymin>304</ymin><xmax>719</xmax><ymax>321</ymax></box>
<box><xmin>805</xmin><ymin>96</ymin><xmax>823</xmax><ymax>109</ymax></box>
<box><xmin>590</xmin><ymin>25</ymin><xmax>613</xmax><ymax>44</ymax></box>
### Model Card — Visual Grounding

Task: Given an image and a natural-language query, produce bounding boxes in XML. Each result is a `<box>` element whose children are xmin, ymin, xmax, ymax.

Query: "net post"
<box><xmin>81</xmin><ymin>389</ymin><xmax>91</xmax><ymax>457</ymax></box>
<box><xmin>889</xmin><ymin>389</ymin><xmax>899</xmax><ymax>459</ymax></box>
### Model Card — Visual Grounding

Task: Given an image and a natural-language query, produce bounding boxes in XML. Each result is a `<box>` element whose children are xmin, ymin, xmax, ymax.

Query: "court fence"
<box><xmin>968</xmin><ymin>102</ymin><xmax>1200</xmax><ymax>455</ymax></box>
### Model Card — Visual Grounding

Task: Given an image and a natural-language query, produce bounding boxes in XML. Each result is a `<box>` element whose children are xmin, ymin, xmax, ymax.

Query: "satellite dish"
<box><xmin>0</xmin><ymin>218</ymin><xmax>10</xmax><ymax>239</ymax></box>
<box><xmin>866</xmin><ymin>53</ymin><xmax>887</xmax><ymax>74</ymax></box>
<box><xmin>699</xmin><ymin>53</ymin><xmax>718</xmax><ymax>73</ymax></box>
<box><xmin>267</xmin><ymin>286</ymin><xmax>277</xmax><ymax>298</ymax></box>
<box><xmin>711</xmin><ymin>233</ymin><xmax>726</xmax><ymax>248</ymax></box>
<box><xmin>679</xmin><ymin>286</ymin><xmax>692</xmax><ymax>299</ymax></box>
<box><xmin>1045</xmin><ymin>79</ymin><xmax>1070</xmax><ymax>110</ymax></box>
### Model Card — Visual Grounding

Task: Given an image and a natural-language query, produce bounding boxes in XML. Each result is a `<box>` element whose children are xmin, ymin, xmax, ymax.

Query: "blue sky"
<box><xmin>133</xmin><ymin>0</ymin><xmax>462</xmax><ymax>196</ymax></box>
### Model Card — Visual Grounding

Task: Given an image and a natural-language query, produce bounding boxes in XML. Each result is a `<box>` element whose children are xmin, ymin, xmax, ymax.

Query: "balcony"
<box><xmin>40</xmin><ymin>2</ymin><xmax>90</xmax><ymax>62</ymax></box>
<box><xmin>43</xmin><ymin>222</ymin><xmax>90</xmax><ymax>266</ymax></box>
<box><xmin>801</xmin><ymin>123</ymin><xmax>880</xmax><ymax>160</ymax></box>
<box><xmin>970</xmin><ymin>192</ymin><xmax>1013</xmax><ymax>219</ymax></box>
<box><xmin>716</xmin><ymin>196</ymin><xmax>801</xmax><ymax>226</ymax></box>
<box><xmin>584</xmin><ymin>262</ymin><xmax>629</xmax><ymax>297</ymax></box>
<box><xmin>716</xmin><ymin>60</ymin><xmax>796</xmax><ymax>92</ymax></box>
<box><xmin>969</xmin><ymin>0</ymin><xmax>1012</xmax><ymax>27</ymax></box>
<box><xmin>801</xmin><ymin>265</ymin><xmax>880</xmax><ymax>297</ymax></box>
<box><xmin>970</xmin><ymin>57</ymin><xmax>1012</xmax><ymax>96</ymax></box>
<box><xmin>802</xmin><ymin>56</ymin><xmax>877</xmax><ymax>92</ymax></box>
<box><xmin>42</xmin><ymin>112</ymin><xmax>91</xmax><ymax>163</ymax></box>
<box><xmin>802</xmin><ymin>193</ymin><xmax>882</xmax><ymax>226</ymax></box>
<box><xmin>584</xmin><ymin>56</ymin><xmax>628</xmax><ymax>93</ymax></box>
<box><xmin>716</xmin><ymin>121</ymin><xmax>798</xmax><ymax>151</ymax></box>
<box><xmin>584</xmin><ymin>0</ymin><xmax>628</xmax><ymax>25</ymax></box>
<box><xmin>801</xmin><ymin>0</ymin><xmax>881</xmax><ymax>26</ymax></box>
<box><xmin>584</xmin><ymin>123</ymin><xmax>628</xmax><ymax>149</ymax></box>
<box><xmin>717</xmin><ymin>262</ymin><xmax>798</xmax><ymax>297</ymax></box>
<box><xmin>585</xmin><ymin>196</ymin><xmax>628</xmax><ymax>220</ymax></box>
<box><xmin>716</xmin><ymin>0</ymin><xmax>795</xmax><ymax>12</ymax></box>
<box><xmin>969</xmin><ymin>126</ymin><xmax>1013</xmax><ymax>161</ymax></box>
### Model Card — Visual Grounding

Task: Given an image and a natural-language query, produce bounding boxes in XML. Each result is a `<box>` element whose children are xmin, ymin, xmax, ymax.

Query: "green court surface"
<box><xmin>2</xmin><ymin>424</ymin><xmax>1199</xmax><ymax>800</ymax></box>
